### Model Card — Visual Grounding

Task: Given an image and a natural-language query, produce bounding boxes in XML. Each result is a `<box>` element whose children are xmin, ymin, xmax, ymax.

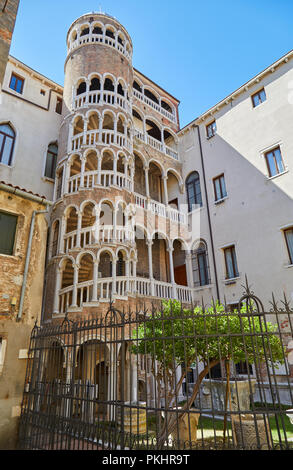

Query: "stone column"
<box><xmin>185</xmin><ymin>250</ymin><xmax>194</xmax><ymax>288</ymax></box>
<box><xmin>167</xmin><ymin>246</ymin><xmax>177</xmax><ymax>299</ymax></box>
<box><xmin>144</xmin><ymin>166</ymin><xmax>150</xmax><ymax>199</ymax></box>
<box><xmin>71</xmin><ymin>263</ymin><xmax>79</xmax><ymax>307</ymax></box>
<box><xmin>92</xmin><ymin>261</ymin><xmax>99</xmax><ymax>302</ymax></box>
<box><xmin>76</xmin><ymin>211</ymin><xmax>82</xmax><ymax>248</ymax></box>
<box><xmin>147</xmin><ymin>240</ymin><xmax>154</xmax><ymax>296</ymax></box>
<box><xmin>80</xmin><ymin>157</ymin><xmax>86</xmax><ymax>189</ymax></box>
<box><xmin>162</xmin><ymin>175</ymin><xmax>169</xmax><ymax>206</ymax></box>
<box><xmin>53</xmin><ymin>267</ymin><xmax>62</xmax><ymax>314</ymax></box>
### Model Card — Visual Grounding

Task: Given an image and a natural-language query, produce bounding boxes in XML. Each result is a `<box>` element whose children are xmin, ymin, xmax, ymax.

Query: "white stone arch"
<box><xmin>80</xmin><ymin>199</ymin><xmax>99</xmax><ymax>214</ymax></box>
<box><xmin>166</xmin><ymin>167</ymin><xmax>183</xmax><ymax>187</ymax></box>
<box><xmin>79</xmin><ymin>22</ymin><xmax>91</xmax><ymax>37</ymax></box>
<box><xmin>102</xmin><ymin>72</ymin><xmax>116</xmax><ymax>88</ymax></box>
<box><xmin>151</xmin><ymin>230</ymin><xmax>172</xmax><ymax>250</ymax></box>
<box><xmin>104</xmin><ymin>23</ymin><xmax>117</xmax><ymax>37</ymax></box>
<box><xmin>76</xmin><ymin>250</ymin><xmax>96</xmax><ymax>266</ymax></box>
<box><xmin>91</xmin><ymin>21</ymin><xmax>105</xmax><ymax>35</ymax></box>
<box><xmin>161</xmin><ymin>96</ymin><xmax>175</xmax><ymax>115</ymax></box>
<box><xmin>97</xmin><ymin>246</ymin><xmax>116</xmax><ymax>263</ymax></box>
<box><xmin>163</xmin><ymin>125</ymin><xmax>179</xmax><ymax>144</ymax></box>
<box><xmin>148</xmin><ymin>157</ymin><xmax>165</xmax><ymax>176</ymax></box>
<box><xmin>171</xmin><ymin>236</ymin><xmax>189</xmax><ymax>252</ymax></box>
<box><xmin>115</xmin><ymin>246</ymin><xmax>130</xmax><ymax>261</ymax></box>
<box><xmin>143</xmin><ymin>85</ymin><xmax>161</xmax><ymax>103</ymax></box>
<box><xmin>67</xmin><ymin>151</ymin><xmax>83</xmax><ymax>166</ymax></box>
<box><xmin>58</xmin><ymin>255</ymin><xmax>76</xmax><ymax>271</ymax></box>
<box><xmin>144</xmin><ymin>113</ymin><xmax>162</xmax><ymax>131</ymax></box>
<box><xmin>133</xmin><ymin>149</ymin><xmax>148</xmax><ymax>169</ymax></box>
<box><xmin>64</xmin><ymin>203</ymin><xmax>80</xmax><ymax>218</ymax></box>
<box><xmin>134</xmin><ymin>223</ymin><xmax>151</xmax><ymax>242</ymax></box>
<box><xmin>116</xmin><ymin>30</ymin><xmax>126</xmax><ymax>46</ymax></box>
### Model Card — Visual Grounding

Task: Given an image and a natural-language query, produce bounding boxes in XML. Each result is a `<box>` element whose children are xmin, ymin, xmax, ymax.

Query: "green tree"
<box><xmin>132</xmin><ymin>300</ymin><xmax>286</xmax><ymax>446</ymax></box>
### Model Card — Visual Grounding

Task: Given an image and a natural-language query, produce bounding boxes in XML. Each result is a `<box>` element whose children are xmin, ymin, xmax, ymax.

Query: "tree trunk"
<box><xmin>157</xmin><ymin>359</ymin><xmax>220</xmax><ymax>449</ymax></box>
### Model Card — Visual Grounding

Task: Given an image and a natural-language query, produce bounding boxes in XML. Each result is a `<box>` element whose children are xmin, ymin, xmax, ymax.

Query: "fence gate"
<box><xmin>19</xmin><ymin>286</ymin><xmax>293</xmax><ymax>450</ymax></box>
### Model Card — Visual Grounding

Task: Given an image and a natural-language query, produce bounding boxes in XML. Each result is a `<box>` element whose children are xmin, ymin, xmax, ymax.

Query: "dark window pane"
<box><xmin>0</xmin><ymin>212</ymin><xmax>17</xmax><ymax>255</ymax></box>
<box><xmin>285</xmin><ymin>229</ymin><xmax>293</xmax><ymax>264</ymax></box>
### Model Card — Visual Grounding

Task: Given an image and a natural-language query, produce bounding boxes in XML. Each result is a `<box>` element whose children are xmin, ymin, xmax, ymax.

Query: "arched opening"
<box><xmin>81</xmin><ymin>203</ymin><xmax>96</xmax><ymax>229</ymax></box>
<box><xmin>116</xmin><ymin>203</ymin><xmax>126</xmax><ymax>227</ymax></box>
<box><xmin>146</xmin><ymin>119</ymin><xmax>161</xmax><ymax>142</ymax></box>
<box><xmin>117</xmin><ymin>82</ymin><xmax>125</xmax><ymax>96</ymax></box>
<box><xmin>92</xmin><ymin>24</ymin><xmax>103</xmax><ymax>35</ymax></box>
<box><xmin>133</xmin><ymin>81</ymin><xmax>142</xmax><ymax>93</ymax></box>
<box><xmin>133</xmin><ymin>109</ymin><xmax>144</xmax><ymax>133</ymax></box>
<box><xmin>102</xmin><ymin>112</ymin><xmax>114</xmax><ymax>131</ymax></box>
<box><xmin>135</xmin><ymin>227</ymin><xmax>149</xmax><ymax>279</ymax></box>
<box><xmin>104</xmin><ymin>77</ymin><xmax>115</xmax><ymax>92</ymax></box>
<box><xmin>105</xmin><ymin>28</ymin><xmax>115</xmax><ymax>40</ymax></box>
<box><xmin>164</xmin><ymin>129</ymin><xmax>176</xmax><ymax>150</ymax></box>
<box><xmin>99</xmin><ymin>251</ymin><xmax>113</xmax><ymax>278</ymax></box>
<box><xmin>66</xmin><ymin>207</ymin><xmax>78</xmax><ymax>234</ymax></box>
<box><xmin>117</xmin><ymin>33</ymin><xmax>125</xmax><ymax>46</ymax></box>
<box><xmin>89</xmin><ymin>77</ymin><xmax>101</xmax><ymax>91</ymax></box>
<box><xmin>144</xmin><ymin>88</ymin><xmax>159</xmax><ymax>104</ymax></box>
<box><xmin>116</xmin><ymin>250</ymin><xmax>126</xmax><ymax>277</ymax></box>
<box><xmin>61</xmin><ymin>259</ymin><xmax>74</xmax><ymax>289</ymax></box>
<box><xmin>76</xmin><ymin>82</ymin><xmax>86</xmax><ymax>96</ymax></box>
<box><xmin>70</xmin><ymin>155</ymin><xmax>81</xmax><ymax>177</ymax></box>
<box><xmin>101</xmin><ymin>150</ymin><xmax>114</xmax><ymax>171</ymax></box>
<box><xmin>43</xmin><ymin>342</ymin><xmax>65</xmax><ymax>383</ymax></box>
<box><xmin>173</xmin><ymin>240</ymin><xmax>187</xmax><ymax>286</ymax></box>
<box><xmin>117</xmin><ymin>153</ymin><xmax>126</xmax><ymax>174</ymax></box>
<box><xmin>87</xmin><ymin>112</ymin><xmax>99</xmax><ymax>131</ymax></box>
<box><xmin>100</xmin><ymin>202</ymin><xmax>114</xmax><ymax>227</ymax></box>
<box><xmin>85</xmin><ymin>151</ymin><xmax>98</xmax><ymax>172</ymax></box>
<box><xmin>161</xmin><ymin>100</ymin><xmax>173</xmax><ymax>114</ymax></box>
<box><xmin>167</xmin><ymin>171</ymin><xmax>181</xmax><ymax>208</ymax></box>
<box><xmin>152</xmin><ymin>234</ymin><xmax>170</xmax><ymax>283</ymax></box>
<box><xmin>117</xmin><ymin>115</ymin><xmax>125</xmax><ymax>134</ymax></box>
<box><xmin>73</xmin><ymin>116</ymin><xmax>84</xmax><ymax>135</ymax></box>
<box><xmin>149</xmin><ymin>161</ymin><xmax>163</xmax><ymax>202</ymax></box>
<box><xmin>192</xmin><ymin>240</ymin><xmax>210</xmax><ymax>287</ymax></box>
<box><xmin>138</xmin><ymin>380</ymin><xmax>147</xmax><ymax>402</ymax></box>
<box><xmin>186</xmin><ymin>171</ymin><xmax>203</xmax><ymax>211</ymax></box>
<box><xmin>134</xmin><ymin>153</ymin><xmax>146</xmax><ymax>196</ymax></box>
<box><xmin>75</xmin><ymin>341</ymin><xmax>109</xmax><ymax>418</ymax></box>
<box><xmin>51</xmin><ymin>221</ymin><xmax>59</xmax><ymax>258</ymax></box>
<box><xmin>78</xmin><ymin>254</ymin><xmax>94</xmax><ymax>284</ymax></box>
<box><xmin>80</xmin><ymin>26</ymin><xmax>90</xmax><ymax>37</ymax></box>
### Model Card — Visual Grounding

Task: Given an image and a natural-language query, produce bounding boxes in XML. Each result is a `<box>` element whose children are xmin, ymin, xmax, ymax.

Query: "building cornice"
<box><xmin>178</xmin><ymin>48</ymin><xmax>293</xmax><ymax>136</ymax></box>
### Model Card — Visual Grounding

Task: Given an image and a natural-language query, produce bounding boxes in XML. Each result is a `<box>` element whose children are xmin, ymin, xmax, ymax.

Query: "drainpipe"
<box><xmin>195</xmin><ymin>125</ymin><xmax>220</xmax><ymax>301</ymax></box>
<box><xmin>17</xmin><ymin>207</ymin><xmax>50</xmax><ymax>322</ymax></box>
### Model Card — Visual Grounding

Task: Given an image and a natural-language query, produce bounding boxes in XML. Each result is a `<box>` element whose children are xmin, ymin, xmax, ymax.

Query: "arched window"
<box><xmin>0</xmin><ymin>123</ymin><xmax>15</xmax><ymax>166</ymax></box>
<box><xmin>186</xmin><ymin>171</ymin><xmax>202</xmax><ymax>211</ymax></box>
<box><xmin>45</xmin><ymin>143</ymin><xmax>58</xmax><ymax>179</ymax></box>
<box><xmin>192</xmin><ymin>241</ymin><xmax>210</xmax><ymax>287</ymax></box>
<box><xmin>76</xmin><ymin>82</ymin><xmax>86</xmax><ymax>96</ymax></box>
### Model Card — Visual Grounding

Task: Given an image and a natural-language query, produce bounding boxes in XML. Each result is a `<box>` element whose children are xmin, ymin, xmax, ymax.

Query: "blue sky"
<box><xmin>10</xmin><ymin>0</ymin><xmax>293</xmax><ymax>127</ymax></box>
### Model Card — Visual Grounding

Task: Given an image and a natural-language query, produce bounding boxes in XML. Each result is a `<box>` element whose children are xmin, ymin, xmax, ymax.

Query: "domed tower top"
<box><xmin>66</xmin><ymin>12</ymin><xmax>133</xmax><ymax>63</ymax></box>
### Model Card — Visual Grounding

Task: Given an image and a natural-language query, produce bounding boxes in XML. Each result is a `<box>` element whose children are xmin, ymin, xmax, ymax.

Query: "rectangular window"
<box><xmin>224</xmin><ymin>245</ymin><xmax>239</xmax><ymax>279</ymax></box>
<box><xmin>252</xmin><ymin>88</ymin><xmax>266</xmax><ymax>107</ymax></box>
<box><xmin>284</xmin><ymin>228</ymin><xmax>293</xmax><ymax>264</ymax></box>
<box><xmin>0</xmin><ymin>211</ymin><xmax>18</xmax><ymax>255</ymax></box>
<box><xmin>45</xmin><ymin>143</ymin><xmax>58</xmax><ymax>179</ymax></box>
<box><xmin>213</xmin><ymin>174</ymin><xmax>227</xmax><ymax>201</ymax></box>
<box><xmin>264</xmin><ymin>146</ymin><xmax>285</xmax><ymax>177</ymax></box>
<box><xmin>9</xmin><ymin>73</ymin><xmax>24</xmax><ymax>94</ymax></box>
<box><xmin>236</xmin><ymin>361</ymin><xmax>253</xmax><ymax>375</ymax></box>
<box><xmin>206</xmin><ymin>120</ymin><xmax>217</xmax><ymax>138</ymax></box>
<box><xmin>55</xmin><ymin>97</ymin><xmax>63</xmax><ymax>115</ymax></box>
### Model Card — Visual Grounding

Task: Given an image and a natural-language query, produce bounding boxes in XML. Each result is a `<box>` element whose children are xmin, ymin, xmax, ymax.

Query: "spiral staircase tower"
<box><xmin>44</xmin><ymin>13</ymin><xmax>138</xmax><ymax>320</ymax></box>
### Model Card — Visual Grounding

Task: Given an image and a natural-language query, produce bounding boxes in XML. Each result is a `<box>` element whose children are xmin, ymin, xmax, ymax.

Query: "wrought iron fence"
<box><xmin>19</xmin><ymin>281</ymin><xmax>293</xmax><ymax>450</ymax></box>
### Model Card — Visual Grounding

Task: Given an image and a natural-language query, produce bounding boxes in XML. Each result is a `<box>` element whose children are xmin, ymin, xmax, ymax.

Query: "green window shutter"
<box><xmin>0</xmin><ymin>212</ymin><xmax>18</xmax><ymax>255</ymax></box>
